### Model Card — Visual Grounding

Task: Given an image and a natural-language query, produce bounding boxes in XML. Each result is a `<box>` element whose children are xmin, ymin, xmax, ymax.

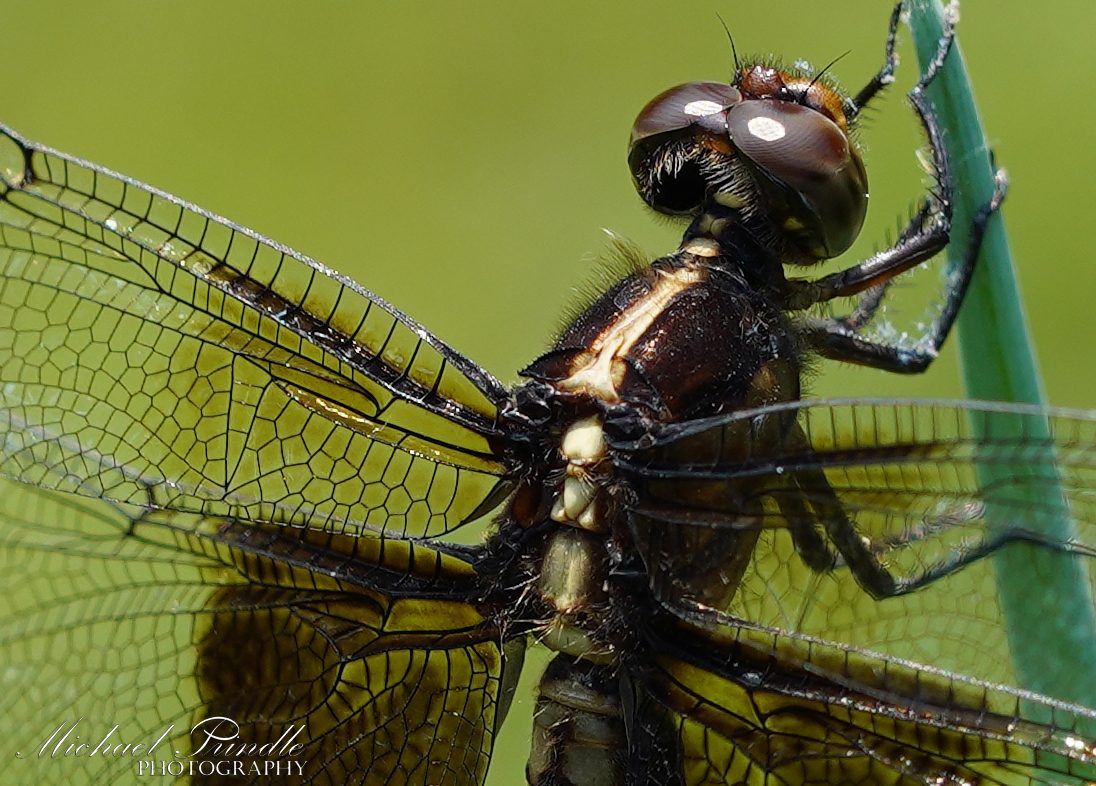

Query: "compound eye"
<box><xmin>727</xmin><ymin>99</ymin><xmax>868</xmax><ymax>258</ymax></box>
<box><xmin>628</xmin><ymin>82</ymin><xmax>743</xmax><ymax>215</ymax></box>
<box><xmin>630</xmin><ymin>81</ymin><xmax>741</xmax><ymax>148</ymax></box>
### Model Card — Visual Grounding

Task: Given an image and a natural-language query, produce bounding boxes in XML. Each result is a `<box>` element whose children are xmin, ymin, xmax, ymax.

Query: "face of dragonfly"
<box><xmin>2</xmin><ymin>3</ymin><xmax>1096</xmax><ymax>786</ymax></box>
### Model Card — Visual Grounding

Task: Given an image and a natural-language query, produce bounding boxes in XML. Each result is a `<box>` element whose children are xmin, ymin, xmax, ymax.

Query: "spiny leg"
<box><xmin>775</xmin><ymin>486</ymin><xmax>839</xmax><ymax>574</ymax></box>
<box><xmin>832</xmin><ymin>201</ymin><xmax>934</xmax><ymax>332</ymax></box>
<box><xmin>841</xmin><ymin>0</ymin><xmax>909</xmax><ymax>345</ymax></box>
<box><xmin>788</xmin><ymin>9</ymin><xmax>1014</xmax><ymax>375</ymax></box>
<box><xmin>747</xmin><ymin>8</ymin><xmax>1057</xmax><ymax>598</ymax></box>
<box><xmin>806</xmin><ymin>171</ymin><xmax>1006</xmax><ymax>373</ymax></box>
<box><xmin>781</xmin><ymin>12</ymin><xmax>957</xmax><ymax>315</ymax></box>
<box><xmin>831</xmin><ymin>4</ymin><xmax>952</xmax><ymax>328</ymax></box>
<box><xmin>787</xmin><ymin>462</ymin><xmax>1086</xmax><ymax>599</ymax></box>
<box><xmin>847</xmin><ymin>2</ymin><xmax>904</xmax><ymax>117</ymax></box>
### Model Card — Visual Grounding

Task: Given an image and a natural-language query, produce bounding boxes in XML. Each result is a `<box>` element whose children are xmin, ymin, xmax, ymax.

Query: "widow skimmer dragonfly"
<box><xmin>2</xmin><ymin>2</ymin><xmax>1095</xmax><ymax>784</ymax></box>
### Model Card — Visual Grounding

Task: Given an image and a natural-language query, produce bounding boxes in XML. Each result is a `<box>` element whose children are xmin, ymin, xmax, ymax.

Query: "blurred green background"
<box><xmin>4</xmin><ymin>1</ymin><xmax>1094</xmax><ymax>783</ymax></box>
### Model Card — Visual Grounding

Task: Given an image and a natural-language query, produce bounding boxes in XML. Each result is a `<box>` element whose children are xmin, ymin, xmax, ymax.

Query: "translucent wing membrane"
<box><xmin>0</xmin><ymin>481</ymin><xmax>509</xmax><ymax>786</ymax></box>
<box><xmin>0</xmin><ymin>124</ymin><xmax>514</xmax><ymax>538</ymax></box>
<box><xmin>631</xmin><ymin>613</ymin><xmax>1096</xmax><ymax>785</ymax></box>
<box><xmin>614</xmin><ymin>399</ymin><xmax>1096</xmax><ymax>676</ymax></box>
<box><xmin>612</xmin><ymin>398</ymin><xmax>1096</xmax><ymax>783</ymax></box>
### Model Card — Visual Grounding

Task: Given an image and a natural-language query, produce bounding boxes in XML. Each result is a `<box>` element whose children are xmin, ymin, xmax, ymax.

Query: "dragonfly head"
<box><xmin>628</xmin><ymin>65</ymin><xmax>868</xmax><ymax>262</ymax></box>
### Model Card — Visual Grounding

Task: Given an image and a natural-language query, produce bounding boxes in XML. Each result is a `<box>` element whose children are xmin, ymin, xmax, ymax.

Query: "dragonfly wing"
<box><xmin>625</xmin><ymin>601</ymin><xmax>1096</xmax><ymax>785</ymax></box>
<box><xmin>1</xmin><ymin>481</ymin><xmax>516</xmax><ymax>785</ymax></box>
<box><xmin>0</xmin><ymin>124</ymin><xmax>518</xmax><ymax>539</ymax></box>
<box><xmin>0</xmin><ymin>123</ymin><xmax>525</xmax><ymax>784</ymax></box>
<box><xmin>611</xmin><ymin>398</ymin><xmax>1096</xmax><ymax>783</ymax></box>
<box><xmin>613</xmin><ymin>399</ymin><xmax>1096</xmax><ymax>689</ymax></box>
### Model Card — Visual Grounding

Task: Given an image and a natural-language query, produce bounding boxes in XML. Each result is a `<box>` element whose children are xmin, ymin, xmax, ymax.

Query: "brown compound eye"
<box><xmin>628</xmin><ymin>81</ymin><xmax>743</xmax><ymax>215</ymax></box>
<box><xmin>726</xmin><ymin>98</ymin><xmax>868</xmax><ymax>259</ymax></box>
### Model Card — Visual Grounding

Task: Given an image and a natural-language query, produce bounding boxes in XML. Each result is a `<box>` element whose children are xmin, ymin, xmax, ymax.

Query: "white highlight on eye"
<box><xmin>683</xmin><ymin>99</ymin><xmax>723</xmax><ymax>117</ymax></box>
<box><xmin>747</xmin><ymin>116</ymin><xmax>786</xmax><ymax>141</ymax></box>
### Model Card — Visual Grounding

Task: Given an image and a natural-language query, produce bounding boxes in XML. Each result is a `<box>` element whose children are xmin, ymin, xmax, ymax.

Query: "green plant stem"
<box><xmin>909</xmin><ymin>0</ymin><xmax>1096</xmax><ymax>714</ymax></box>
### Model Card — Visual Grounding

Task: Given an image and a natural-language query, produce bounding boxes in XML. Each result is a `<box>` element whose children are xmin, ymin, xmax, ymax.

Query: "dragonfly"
<box><xmin>1</xmin><ymin>3</ymin><xmax>1095</xmax><ymax>784</ymax></box>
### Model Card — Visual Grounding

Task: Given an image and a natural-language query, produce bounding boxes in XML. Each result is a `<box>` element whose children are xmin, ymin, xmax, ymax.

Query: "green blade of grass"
<box><xmin>908</xmin><ymin>0</ymin><xmax>1096</xmax><ymax>715</ymax></box>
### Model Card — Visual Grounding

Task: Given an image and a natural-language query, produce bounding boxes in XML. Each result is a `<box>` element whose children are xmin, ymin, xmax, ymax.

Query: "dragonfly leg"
<box><xmin>880</xmin><ymin>527</ymin><xmax>1088</xmax><ymax>595</ymax></box>
<box><xmin>774</xmin><ymin>470</ymin><xmax>839</xmax><ymax>574</ymax></box>
<box><xmin>802</xmin><ymin>172</ymin><xmax>1006</xmax><ymax>374</ymax></box>
<box><xmin>827</xmin><ymin>202</ymin><xmax>933</xmax><ymax>332</ymax></box>
<box><xmin>771</xmin><ymin>426</ymin><xmax>899</xmax><ymax>595</ymax></box>
<box><xmin>790</xmin><ymin>466</ymin><xmax>898</xmax><ymax>597</ymax></box>
<box><xmin>792</xmin><ymin>462</ymin><xmax>1089</xmax><ymax>598</ymax></box>
<box><xmin>779</xmin><ymin>11</ymin><xmax>960</xmax><ymax>334</ymax></box>
<box><xmin>847</xmin><ymin>2</ymin><xmax>903</xmax><ymax>117</ymax></box>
